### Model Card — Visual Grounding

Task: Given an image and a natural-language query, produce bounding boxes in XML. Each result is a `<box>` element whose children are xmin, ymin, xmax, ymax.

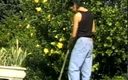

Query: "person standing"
<box><xmin>68</xmin><ymin>0</ymin><xmax>96</xmax><ymax>80</ymax></box>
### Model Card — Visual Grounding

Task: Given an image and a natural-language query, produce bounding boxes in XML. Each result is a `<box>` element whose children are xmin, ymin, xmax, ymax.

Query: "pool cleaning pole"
<box><xmin>58</xmin><ymin>49</ymin><xmax>70</xmax><ymax>80</ymax></box>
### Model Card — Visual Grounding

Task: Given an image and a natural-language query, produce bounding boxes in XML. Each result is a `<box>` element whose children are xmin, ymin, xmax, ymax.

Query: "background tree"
<box><xmin>0</xmin><ymin>0</ymin><xmax>127</xmax><ymax>80</ymax></box>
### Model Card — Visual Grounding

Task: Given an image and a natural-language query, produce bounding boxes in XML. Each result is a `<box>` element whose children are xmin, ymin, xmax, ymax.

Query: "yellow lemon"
<box><xmin>35</xmin><ymin>7</ymin><xmax>42</xmax><ymax>12</ymax></box>
<box><xmin>59</xmin><ymin>37</ymin><xmax>65</xmax><ymax>41</ymax></box>
<box><xmin>57</xmin><ymin>42</ymin><xmax>63</xmax><ymax>49</ymax></box>
<box><xmin>30</xmin><ymin>33</ymin><xmax>33</xmax><ymax>37</ymax></box>
<box><xmin>26</xmin><ymin>24</ymin><xmax>30</xmax><ymax>28</ymax></box>
<box><xmin>63</xmin><ymin>28</ymin><xmax>66</xmax><ymax>31</ymax></box>
<box><xmin>34</xmin><ymin>0</ymin><xmax>39</xmax><ymax>3</ymax></box>
<box><xmin>44</xmin><ymin>48</ymin><xmax>49</xmax><ymax>53</ymax></box>
<box><xmin>50</xmin><ymin>42</ymin><xmax>55</xmax><ymax>45</ymax></box>
<box><xmin>36</xmin><ymin>44</ymin><xmax>40</xmax><ymax>47</ymax></box>
<box><xmin>50</xmin><ymin>49</ymin><xmax>54</xmax><ymax>53</ymax></box>
<box><xmin>48</xmin><ymin>14</ymin><xmax>51</xmax><ymax>21</ymax></box>
<box><xmin>54</xmin><ymin>35</ymin><xmax>58</xmax><ymax>39</ymax></box>
<box><xmin>43</xmin><ymin>0</ymin><xmax>47</xmax><ymax>3</ymax></box>
<box><xmin>59</xmin><ymin>38</ymin><xmax>63</xmax><ymax>41</ymax></box>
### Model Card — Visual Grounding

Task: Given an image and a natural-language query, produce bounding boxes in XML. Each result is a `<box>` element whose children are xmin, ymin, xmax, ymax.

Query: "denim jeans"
<box><xmin>68</xmin><ymin>37</ymin><xmax>93</xmax><ymax>80</ymax></box>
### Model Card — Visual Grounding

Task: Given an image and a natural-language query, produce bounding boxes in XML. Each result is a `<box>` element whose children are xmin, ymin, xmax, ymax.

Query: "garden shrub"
<box><xmin>0</xmin><ymin>0</ymin><xmax>127</xmax><ymax>80</ymax></box>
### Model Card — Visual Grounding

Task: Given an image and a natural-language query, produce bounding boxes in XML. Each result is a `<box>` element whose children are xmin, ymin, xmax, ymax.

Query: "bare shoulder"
<box><xmin>74</xmin><ymin>12</ymin><xmax>82</xmax><ymax>21</ymax></box>
<box><xmin>74</xmin><ymin>12</ymin><xmax>82</xmax><ymax>17</ymax></box>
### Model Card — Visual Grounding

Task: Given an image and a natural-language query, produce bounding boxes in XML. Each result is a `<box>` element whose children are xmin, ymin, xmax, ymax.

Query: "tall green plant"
<box><xmin>0</xmin><ymin>39</ymin><xmax>30</xmax><ymax>66</ymax></box>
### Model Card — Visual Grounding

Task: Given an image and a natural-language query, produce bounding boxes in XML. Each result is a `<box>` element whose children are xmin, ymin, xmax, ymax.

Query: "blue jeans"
<box><xmin>68</xmin><ymin>37</ymin><xmax>93</xmax><ymax>80</ymax></box>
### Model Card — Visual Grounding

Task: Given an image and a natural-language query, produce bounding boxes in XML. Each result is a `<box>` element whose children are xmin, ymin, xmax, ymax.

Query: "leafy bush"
<box><xmin>0</xmin><ymin>0</ymin><xmax>127</xmax><ymax>80</ymax></box>
<box><xmin>102</xmin><ymin>75</ymin><xmax>127</xmax><ymax>80</ymax></box>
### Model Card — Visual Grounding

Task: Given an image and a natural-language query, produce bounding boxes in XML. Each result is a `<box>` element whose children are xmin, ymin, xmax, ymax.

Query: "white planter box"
<box><xmin>0</xmin><ymin>66</ymin><xmax>26</xmax><ymax>80</ymax></box>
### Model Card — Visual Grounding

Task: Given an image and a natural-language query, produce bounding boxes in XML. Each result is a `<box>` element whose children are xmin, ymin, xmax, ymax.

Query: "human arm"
<box><xmin>71</xmin><ymin>12</ymin><xmax>81</xmax><ymax>38</ymax></box>
<box><xmin>92</xmin><ymin>20</ymin><xmax>96</xmax><ymax>39</ymax></box>
<box><xmin>68</xmin><ymin>12</ymin><xmax>81</xmax><ymax>49</ymax></box>
<box><xmin>92</xmin><ymin>20</ymin><xmax>96</xmax><ymax>33</ymax></box>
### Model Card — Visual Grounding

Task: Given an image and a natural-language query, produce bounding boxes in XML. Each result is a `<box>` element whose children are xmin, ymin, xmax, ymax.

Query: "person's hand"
<box><xmin>67</xmin><ymin>37</ymin><xmax>76</xmax><ymax>50</ymax></box>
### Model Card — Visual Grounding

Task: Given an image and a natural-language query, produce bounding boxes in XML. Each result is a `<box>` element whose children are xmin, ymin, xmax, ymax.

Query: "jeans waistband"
<box><xmin>78</xmin><ymin>37</ymin><xmax>92</xmax><ymax>40</ymax></box>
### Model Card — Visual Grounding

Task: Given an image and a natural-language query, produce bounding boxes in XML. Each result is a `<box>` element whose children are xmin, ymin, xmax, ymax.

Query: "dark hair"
<box><xmin>72</xmin><ymin>0</ymin><xmax>85</xmax><ymax>7</ymax></box>
<box><xmin>72</xmin><ymin>0</ymin><xmax>80</xmax><ymax>5</ymax></box>
<box><xmin>68</xmin><ymin>0</ymin><xmax>85</xmax><ymax>9</ymax></box>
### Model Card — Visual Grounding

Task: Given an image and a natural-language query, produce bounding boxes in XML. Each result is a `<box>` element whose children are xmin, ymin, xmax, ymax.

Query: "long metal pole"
<box><xmin>58</xmin><ymin>50</ymin><xmax>70</xmax><ymax>80</ymax></box>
